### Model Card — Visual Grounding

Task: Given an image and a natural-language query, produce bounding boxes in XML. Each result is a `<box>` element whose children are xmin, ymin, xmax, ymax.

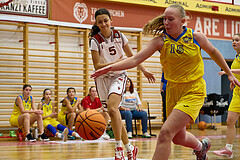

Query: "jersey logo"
<box><xmin>183</xmin><ymin>105</ymin><xmax>189</xmax><ymax>107</ymax></box>
<box><xmin>115</xmin><ymin>33</ymin><xmax>120</xmax><ymax>38</ymax></box>
<box><xmin>25</xmin><ymin>104</ymin><xmax>30</xmax><ymax>110</ymax></box>
<box><xmin>182</xmin><ymin>36</ymin><xmax>192</xmax><ymax>43</ymax></box>
<box><xmin>113</xmin><ymin>30</ymin><xmax>121</xmax><ymax>38</ymax></box>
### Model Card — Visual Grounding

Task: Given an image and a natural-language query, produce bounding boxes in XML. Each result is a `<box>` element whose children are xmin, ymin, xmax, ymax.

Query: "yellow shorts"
<box><xmin>58</xmin><ymin>114</ymin><xmax>67</xmax><ymax>126</ymax></box>
<box><xmin>166</xmin><ymin>78</ymin><xmax>206</xmax><ymax>121</ymax></box>
<box><xmin>9</xmin><ymin>114</ymin><xmax>20</xmax><ymax>127</ymax></box>
<box><xmin>43</xmin><ymin>117</ymin><xmax>60</xmax><ymax>128</ymax></box>
<box><xmin>9</xmin><ymin>114</ymin><xmax>33</xmax><ymax>128</ymax></box>
<box><xmin>228</xmin><ymin>88</ymin><xmax>240</xmax><ymax>113</ymax></box>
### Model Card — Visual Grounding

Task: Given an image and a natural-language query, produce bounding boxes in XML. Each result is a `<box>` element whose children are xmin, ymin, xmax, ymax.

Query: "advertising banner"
<box><xmin>99</xmin><ymin>0</ymin><xmax>240</xmax><ymax>17</ymax></box>
<box><xmin>0</xmin><ymin>0</ymin><xmax>48</xmax><ymax>17</ymax></box>
<box><xmin>50</xmin><ymin>0</ymin><xmax>240</xmax><ymax>40</ymax></box>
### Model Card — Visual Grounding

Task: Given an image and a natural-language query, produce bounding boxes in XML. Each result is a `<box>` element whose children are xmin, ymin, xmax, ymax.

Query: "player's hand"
<box><xmin>137</xmin><ymin>108</ymin><xmax>144</xmax><ymax>112</ymax></box>
<box><xmin>64</xmin><ymin>111</ymin><xmax>69</xmax><ymax>114</ymax></box>
<box><xmin>143</xmin><ymin>70</ymin><xmax>155</xmax><ymax>83</ymax></box>
<box><xmin>218</xmin><ymin>71</ymin><xmax>226</xmax><ymax>76</ymax></box>
<box><xmin>228</xmin><ymin>74</ymin><xmax>240</xmax><ymax>89</ymax></box>
<box><xmin>100</xmin><ymin>106</ymin><xmax>105</xmax><ymax>111</ymax></box>
<box><xmin>51</xmin><ymin>112</ymin><xmax>57</xmax><ymax>117</ymax></box>
<box><xmin>91</xmin><ymin>66</ymin><xmax>112</xmax><ymax>79</ymax></box>
<box><xmin>35</xmin><ymin>110</ymin><xmax>43</xmax><ymax>114</ymax></box>
<box><xmin>124</xmin><ymin>108</ymin><xmax>130</xmax><ymax>111</ymax></box>
<box><xmin>230</xmin><ymin>82</ymin><xmax>235</xmax><ymax>91</ymax></box>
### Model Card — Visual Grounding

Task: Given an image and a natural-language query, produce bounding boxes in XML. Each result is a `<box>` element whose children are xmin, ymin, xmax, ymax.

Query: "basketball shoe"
<box><xmin>39</xmin><ymin>133</ymin><xmax>50</xmax><ymax>141</ymax></box>
<box><xmin>193</xmin><ymin>137</ymin><xmax>211</xmax><ymax>160</ymax></box>
<box><xmin>115</xmin><ymin>147</ymin><xmax>124</xmax><ymax>160</ymax></box>
<box><xmin>25</xmin><ymin>133</ymin><xmax>36</xmax><ymax>142</ymax></box>
<box><xmin>127</xmin><ymin>145</ymin><xmax>138</xmax><ymax>160</ymax></box>
<box><xmin>101</xmin><ymin>131</ymin><xmax>110</xmax><ymax>140</ymax></box>
<box><xmin>213</xmin><ymin>147</ymin><xmax>233</xmax><ymax>158</ymax></box>
<box><xmin>127</xmin><ymin>132</ymin><xmax>132</xmax><ymax>139</ymax></box>
<box><xmin>62</xmin><ymin>128</ymin><xmax>69</xmax><ymax>142</ymax></box>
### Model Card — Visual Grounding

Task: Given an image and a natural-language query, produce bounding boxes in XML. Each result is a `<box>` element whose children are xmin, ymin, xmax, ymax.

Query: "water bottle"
<box><xmin>34</xmin><ymin>128</ymin><xmax>38</xmax><ymax>139</ymax></box>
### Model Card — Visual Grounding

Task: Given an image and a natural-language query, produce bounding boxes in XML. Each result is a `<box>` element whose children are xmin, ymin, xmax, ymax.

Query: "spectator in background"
<box><xmin>58</xmin><ymin>87</ymin><xmax>82</xmax><ymax>140</ymax></box>
<box><xmin>119</xmin><ymin>77</ymin><xmax>151</xmax><ymax>139</ymax></box>
<box><xmin>81</xmin><ymin>86</ymin><xmax>110</xmax><ymax>140</ymax></box>
<box><xmin>39</xmin><ymin>88</ymin><xmax>81</xmax><ymax>142</ymax></box>
<box><xmin>9</xmin><ymin>84</ymin><xmax>50</xmax><ymax>142</ymax></box>
<box><xmin>160</xmin><ymin>72</ymin><xmax>167</xmax><ymax>122</ymax></box>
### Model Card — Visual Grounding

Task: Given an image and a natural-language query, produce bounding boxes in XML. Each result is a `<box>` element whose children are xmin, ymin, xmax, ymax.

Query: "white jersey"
<box><xmin>90</xmin><ymin>29</ymin><xmax>128</xmax><ymax>76</ymax></box>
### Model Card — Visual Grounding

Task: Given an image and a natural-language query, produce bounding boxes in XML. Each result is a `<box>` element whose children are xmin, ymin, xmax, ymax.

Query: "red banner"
<box><xmin>51</xmin><ymin>0</ymin><xmax>163</xmax><ymax>28</ymax></box>
<box><xmin>50</xmin><ymin>0</ymin><xmax>240</xmax><ymax>40</ymax></box>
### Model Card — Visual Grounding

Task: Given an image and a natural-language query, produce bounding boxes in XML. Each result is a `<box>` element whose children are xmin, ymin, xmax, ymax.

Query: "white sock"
<box><xmin>226</xmin><ymin>144</ymin><xmax>233</xmax><ymax>151</ymax></box>
<box><xmin>75</xmin><ymin>133</ymin><xmax>81</xmax><ymax>138</ymax></box>
<box><xmin>57</xmin><ymin>133</ymin><xmax>62</xmax><ymax>139</ymax></box>
<box><xmin>194</xmin><ymin>140</ymin><xmax>203</xmax><ymax>151</ymax></box>
<box><xmin>116</xmin><ymin>140</ymin><xmax>122</xmax><ymax>148</ymax></box>
<box><xmin>125</xmin><ymin>142</ymin><xmax>132</xmax><ymax>151</ymax></box>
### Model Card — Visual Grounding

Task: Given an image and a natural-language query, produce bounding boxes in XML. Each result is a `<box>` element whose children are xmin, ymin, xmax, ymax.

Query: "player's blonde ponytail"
<box><xmin>143</xmin><ymin>14</ymin><xmax>164</xmax><ymax>36</ymax></box>
<box><xmin>143</xmin><ymin>4</ymin><xmax>186</xmax><ymax>36</ymax></box>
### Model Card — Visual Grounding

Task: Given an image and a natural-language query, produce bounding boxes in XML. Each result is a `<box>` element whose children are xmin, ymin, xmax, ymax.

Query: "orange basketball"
<box><xmin>75</xmin><ymin>110</ymin><xmax>106</xmax><ymax>140</ymax></box>
<box><xmin>198</xmin><ymin>121</ymin><xmax>207</xmax><ymax>130</ymax></box>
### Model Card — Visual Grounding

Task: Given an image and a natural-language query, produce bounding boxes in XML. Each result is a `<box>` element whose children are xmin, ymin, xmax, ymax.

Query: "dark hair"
<box><xmin>67</xmin><ymin>87</ymin><xmax>76</xmax><ymax>94</ymax></box>
<box><xmin>88</xmin><ymin>86</ymin><xmax>97</xmax><ymax>96</ymax></box>
<box><xmin>89</xmin><ymin>8</ymin><xmax>111</xmax><ymax>38</ymax></box>
<box><xmin>89</xmin><ymin>86</ymin><xmax>96</xmax><ymax>94</ymax></box>
<box><xmin>126</xmin><ymin>77</ymin><xmax>134</xmax><ymax>94</ymax></box>
<box><xmin>23</xmin><ymin>84</ymin><xmax>32</xmax><ymax>90</ymax></box>
<box><xmin>41</xmin><ymin>88</ymin><xmax>51</xmax><ymax>101</ymax></box>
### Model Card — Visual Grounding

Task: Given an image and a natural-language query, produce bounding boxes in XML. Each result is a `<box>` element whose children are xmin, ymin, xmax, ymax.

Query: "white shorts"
<box><xmin>95</xmin><ymin>72</ymin><xmax>127</xmax><ymax>109</ymax></box>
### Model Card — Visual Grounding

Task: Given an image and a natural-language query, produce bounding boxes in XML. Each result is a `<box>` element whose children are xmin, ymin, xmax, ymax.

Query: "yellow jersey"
<box><xmin>12</xmin><ymin>94</ymin><xmax>32</xmax><ymax>116</ymax></box>
<box><xmin>42</xmin><ymin>100</ymin><xmax>53</xmax><ymax>117</ymax></box>
<box><xmin>59</xmin><ymin>97</ymin><xmax>77</xmax><ymax>114</ymax></box>
<box><xmin>231</xmin><ymin>53</ymin><xmax>240</xmax><ymax>89</ymax></box>
<box><xmin>160</xmin><ymin>27</ymin><xmax>204</xmax><ymax>83</ymax></box>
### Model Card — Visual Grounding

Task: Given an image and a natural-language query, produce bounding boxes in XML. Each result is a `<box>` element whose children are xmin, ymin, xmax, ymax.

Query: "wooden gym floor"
<box><xmin>0</xmin><ymin>125</ymin><xmax>239</xmax><ymax>160</ymax></box>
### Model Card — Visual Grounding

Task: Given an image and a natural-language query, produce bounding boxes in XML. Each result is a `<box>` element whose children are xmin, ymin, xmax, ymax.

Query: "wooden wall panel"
<box><xmin>0</xmin><ymin>21</ymin><xmax>163</xmax><ymax>129</ymax></box>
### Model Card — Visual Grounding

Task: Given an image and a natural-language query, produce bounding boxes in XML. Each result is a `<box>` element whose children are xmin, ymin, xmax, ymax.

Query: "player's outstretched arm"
<box><xmin>123</xmin><ymin>43</ymin><xmax>155</xmax><ymax>83</ymax></box>
<box><xmin>219</xmin><ymin>69</ymin><xmax>240</xmax><ymax>76</ymax></box>
<box><xmin>194</xmin><ymin>32</ymin><xmax>240</xmax><ymax>87</ymax></box>
<box><xmin>231</xmin><ymin>69</ymin><xmax>240</xmax><ymax>74</ymax></box>
<box><xmin>91</xmin><ymin>36</ymin><xmax>163</xmax><ymax>79</ymax></box>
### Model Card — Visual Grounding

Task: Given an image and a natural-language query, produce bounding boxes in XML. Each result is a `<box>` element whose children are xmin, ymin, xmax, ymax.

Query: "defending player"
<box><xmin>91</xmin><ymin>5</ymin><xmax>240</xmax><ymax>160</ymax></box>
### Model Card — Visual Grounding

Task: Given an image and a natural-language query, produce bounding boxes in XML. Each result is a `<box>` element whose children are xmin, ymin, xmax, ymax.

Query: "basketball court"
<box><xmin>0</xmin><ymin>126</ymin><xmax>239</xmax><ymax>159</ymax></box>
<box><xmin>0</xmin><ymin>0</ymin><xmax>240</xmax><ymax>159</ymax></box>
